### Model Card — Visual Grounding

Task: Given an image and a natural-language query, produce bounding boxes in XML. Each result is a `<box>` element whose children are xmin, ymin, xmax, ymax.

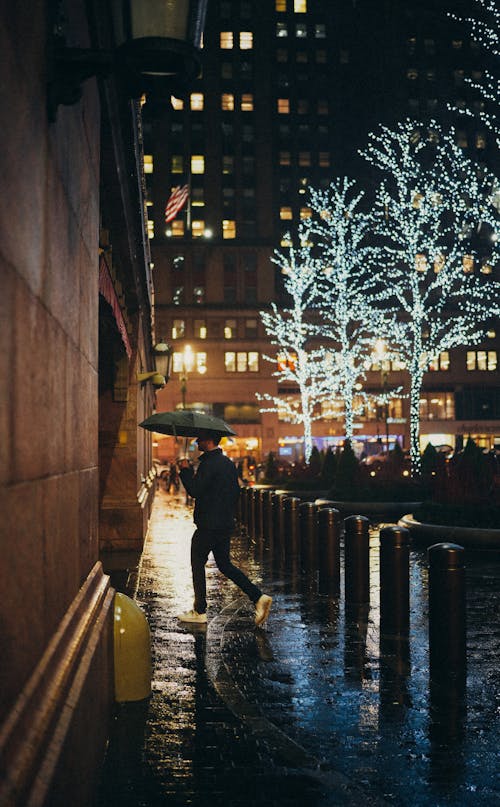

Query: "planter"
<box><xmin>316</xmin><ymin>500</ymin><xmax>423</xmax><ymax>519</ymax></box>
<box><xmin>398</xmin><ymin>514</ymin><xmax>500</xmax><ymax>550</ymax></box>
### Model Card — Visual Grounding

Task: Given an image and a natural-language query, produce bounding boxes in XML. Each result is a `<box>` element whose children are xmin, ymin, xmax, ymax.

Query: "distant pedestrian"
<box><xmin>177</xmin><ymin>431</ymin><xmax>272</xmax><ymax>626</ymax></box>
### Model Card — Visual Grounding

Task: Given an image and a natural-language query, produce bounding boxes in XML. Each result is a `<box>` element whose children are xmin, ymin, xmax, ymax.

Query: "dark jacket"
<box><xmin>179</xmin><ymin>448</ymin><xmax>240</xmax><ymax>530</ymax></box>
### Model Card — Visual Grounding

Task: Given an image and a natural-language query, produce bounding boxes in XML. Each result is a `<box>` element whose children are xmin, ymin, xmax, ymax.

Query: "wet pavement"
<box><xmin>97</xmin><ymin>490</ymin><xmax>500</xmax><ymax>806</ymax></box>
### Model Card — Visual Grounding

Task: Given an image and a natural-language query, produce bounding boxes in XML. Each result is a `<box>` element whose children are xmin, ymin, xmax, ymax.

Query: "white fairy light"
<box><xmin>361</xmin><ymin>119</ymin><xmax>500</xmax><ymax>474</ymax></box>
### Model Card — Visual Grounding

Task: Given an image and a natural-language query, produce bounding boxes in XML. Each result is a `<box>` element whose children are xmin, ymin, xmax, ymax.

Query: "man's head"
<box><xmin>196</xmin><ymin>430</ymin><xmax>222</xmax><ymax>453</ymax></box>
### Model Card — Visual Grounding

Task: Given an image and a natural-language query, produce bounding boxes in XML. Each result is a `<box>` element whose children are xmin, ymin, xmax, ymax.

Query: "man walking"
<box><xmin>177</xmin><ymin>431</ymin><xmax>272</xmax><ymax>627</ymax></box>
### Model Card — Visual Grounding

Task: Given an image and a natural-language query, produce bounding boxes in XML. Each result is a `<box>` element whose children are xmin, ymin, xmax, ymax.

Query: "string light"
<box><xmin>361</xmin><ymin>120</ymin><xmax>500</xmax><ymax>473</ymax></box>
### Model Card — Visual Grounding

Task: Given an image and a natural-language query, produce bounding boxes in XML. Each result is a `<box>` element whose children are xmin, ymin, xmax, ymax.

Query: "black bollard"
<box><xmin>318</xmin><ymin>507</ymin><xmax>341</xmax><ymax>596</ymax></box>
<box><xmin>255</xmin><ymin>489</ymin><xmax>266</xmax><ymax>543</ymax></box>
<box><xmin>262</xmin><ymin>489</ymin><xmax>274</xmax><ymax>547</ymax></box>
<box><xmin>240</xmin><ymin>486</ymin><xmax>248</xmax><ymax>531</ymax></box>
<box><xmin>344</xmin><ymin>515</ymin><xmax>370</xmax><ymax>604</ymax></box>
<box><xmin>315</xmin><ymin>499</ymin><xmax>338</xmax><ymax>510</ymax></box>
<box><xmin>300</xmin><ymin>502</ymin><xmax>317</xmax><ymax>570</ymax></box>
<box><xmin>283</xmin><ymin>496</ymin><xmax>301</xmax><ymax>558</ymax></box>
<box><xmin>379</xmin><ymin>526</ymin><xmax>410</xmax><ymax>638</ymax></box>
<box><xmin>271</xmin><ymin>493</ymin><xmax>286</xmax><ymax>565</ymax></box>
<box><xmin>248</xmin><ymin>488</ymin><xmax>257</xmax><ymax>540</ymax></box>
<box><xmin>428</xmin><ymin>542</ymin><xmax>466</xmax><ymax>687</ymax></box>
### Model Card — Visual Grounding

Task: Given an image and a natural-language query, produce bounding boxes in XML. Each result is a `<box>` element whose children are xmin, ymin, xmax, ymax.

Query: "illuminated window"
<box><xmin>280</xmin><ymin>206</ymin><xmax>293</xmax><ymax>219</ymax></box>
<box><xmin>277</xmin><ymin>352</ymin><xmax>297</xmax><ymax>372</ymax></box>
<box><xmin>220</xmin><ymin>31</ymin><xmax>234</xmax><ymax>48</ymax></box>
<box><xmin>240</xmin><ymin>31</ymin><xmax>253</xmax><ymax>49</ymax></box>
<box><xmin>224</xmin><ymin>319</ymin><xmax>237</xmax><ymax>339</ymax></box>
<box><xmin>194</xmin><ymin>319</ymin><xmax>206</xmax><ymax>339</ymax></box>
<box><xmin>462</xmin><ymin>254</ymin><xmax>474</xmax><ymax>273</ymax></box>
<box><xmin>297</xmin><ymin>99</ymin><xmax>309</xmax><ymax>114</ymax></box>
<box><xmin>222</xmin><ymin>155</ymin><xmax>234</xmax><ymax>174</ymax></box>
<box><xmin>171</xmin><ymin>155</ymin><xmax>183</xmax><ymax>174</ymax></box>
<box><xmin>277</xmin><ymin>22</ymin><xmax>288</xmax><ymax>37</ymax></box>
<box><xmin>191</xmin><ymin>187</ymin><xmax>204</xmax><ymax>207</ymax></box>
<box><xmin>277</xmin><ymin>98</ymin><xmax>290</xmax><ymax>114</ymax></box>
<box><xmin>171</xmin><ymin>319</ymin><xmax>185</xmax><ymax>339</ymax></box>
<box><xmin>415</xmin><ymin>254</ymin><xmax>427</xmax><ymax>272</ymax></box>
<box><xmin>298</xmin><ymin>151</ymin><xmax>311</xmax><ymax>166</ymax></box>
<box><xmin>296</xmin><ymin>23</ymin><xmax>307</xmax><ymax>37</ymax></box>
<box><xmin>171</xmin><ymin>220</ymin><xmax>185</xmax><ymax>237</ymax></box>
<box><xmin>419</xmin><ymin>393</ymin><xmax>455</xmax><ymax>420</ymax></box>
<box><xmin>429</xmin><ymin>352</ymin><xmax>450</xmax><ymax>371</ymax></box>
<box><xmin>294</xmin><ymin>0</ymin><xmax>307</xmax><ymax>10</ymax></box>
<box><xmin>147</xmin><ymin>219</ymin><xmax>154</xmax><ymax>239</ymax></box>
<box><xmin>319</xmin><ymin>152</ymin><xmax>330</xmax><ymax>167</ymax></box>
<box><xmin>434</xmin><ymin>254</ymin><xmax>445</xmax><ymax>273</ymax></box>
<box><xmin>457</xmin><ymin>130</ymin><xmax>468</xmax><ymax>148</ymax></box>
<box><xmin>225</xmin><ymin>352</ymin><xmax>259</xmax><ymax>372</ymax></box>
<box><xmin>481</xmin><ymin>263</ymin><xmax>493</xmax><ymax>275</ymax></box>
<box><xmin>144</xmin><ymin>154</ymin><xmax>153</xmax><ymax>174</ymax></box>
<box><xmin>276</xmin><ymin>0</ymin><xmax>286</xmax><ymax>9</ymax></box>
<box><xmin>192</xmin><ymin>220</ymin><xmax>205</xmax><ymax>238</ymax></box>
<box><xmin>196</xmin><ymin>352</ymin><xmax>207</xmax><ymax>374</ymax></box>
<box><xmin>467</xmin><ymin>351</ymin><xmax>497</xmax><ymax>371</ymax></box>
<box><xmin>476</xmin><ymin>133</ymin><xmax>487</xmax><ymax>149</ymax></box>
<box><xmin>190</xmin><ymin>93</ymin><xmax>204</xmax><ymax>111</ymax></box>
<box><xmin>223</xmin><ymin>219</ymin><xmax>236</xmax><ymax>239</ymax></box>
<box><xmin>317</xmin><ymin>99</ymin><xmax>328</xmax><ymax>114</ymax></box>
<box><xmin>241</xmin><ymin>94</ymin><xmax>254</xmax><ymax>111</ymax></box>
<box><xmin>191</xmin><ymin>155</ymin><xmax>205</xmax><ymax>174</ymax></box>
<box><xmin>221</xmin><ymin>93</ymin><xmax>234</xmax><ymax>111</ymax></box>
<box><xmin>279</xmin><ymin>151</ymin><xmax>291</xmax><ymax>166</ymax></box>
<box><xmin>171</xmin><ymin>96</ymin><xmax>184</xmax><ymax>110</ymax></box>
<box><xmin>300</xmin><ymin>207</ymin><xmax>312</xmax><ymax>219</ymax></box>
<box><xmin>407</xmin><ymin>68</ymin><xmax>418</xmax><ymax>80</ymax></box>
<box><xmin>315</xmin><ymin>23</ymin><xmax>326</xmax><ymax>38</ymax></box>
<box><xmin>280</xmin><ymin>234</ymin><xmax>292</xmax><ymax>247</ymax></box>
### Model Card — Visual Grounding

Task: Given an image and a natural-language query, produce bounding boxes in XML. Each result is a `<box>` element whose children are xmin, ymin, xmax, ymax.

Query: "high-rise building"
<box><xmin>144</xmin><ymin>0</ymin><xmax>499</xmax><ymax>466</ymax></box>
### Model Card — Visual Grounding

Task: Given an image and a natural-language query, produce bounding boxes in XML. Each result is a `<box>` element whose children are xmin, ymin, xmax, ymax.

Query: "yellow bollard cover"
<box><xmin>114</xmin><ymin>592</ymin><xmax>152</xmax><ymax>702</ymax></box>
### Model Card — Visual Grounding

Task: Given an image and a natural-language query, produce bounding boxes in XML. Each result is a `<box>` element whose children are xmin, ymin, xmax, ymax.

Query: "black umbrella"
<box><xmin>139</xmin><ymin>410</ymin><xmax>237</xmax><ymax>438</ymax></box>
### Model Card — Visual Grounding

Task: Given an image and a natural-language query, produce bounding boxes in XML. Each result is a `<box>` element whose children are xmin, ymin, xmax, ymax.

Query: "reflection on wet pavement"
<box><xmin>98</xmin><ymin>492</ymin><xmax>500</xmax><ymax>806</ymax></box>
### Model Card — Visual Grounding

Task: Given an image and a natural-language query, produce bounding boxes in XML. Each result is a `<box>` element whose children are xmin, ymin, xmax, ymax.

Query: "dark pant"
<box><xmin>191</xmin><ymin>528</ymin><xmax>262</xmax><ymax>614</ymax></box>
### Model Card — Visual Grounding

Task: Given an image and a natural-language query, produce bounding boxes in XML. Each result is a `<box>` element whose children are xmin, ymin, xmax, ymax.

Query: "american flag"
<box><xmin>164</xmin><ymin>185</ymin><xmax>189</xmax><ymax>223</ymax></box>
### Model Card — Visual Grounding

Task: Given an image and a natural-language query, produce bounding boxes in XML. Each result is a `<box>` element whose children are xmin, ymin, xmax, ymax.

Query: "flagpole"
<box><xmin>186</xmin><ymin>162</ymin><xmax>192</xmax><ymax>232</ymax></box>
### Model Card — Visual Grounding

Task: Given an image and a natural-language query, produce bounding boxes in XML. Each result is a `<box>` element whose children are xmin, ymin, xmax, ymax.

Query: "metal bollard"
<box><xmin>315</xmin><ymin>499</ymin><xmax>338</xmax><ymax>510</ymax></box>
<box><xmin>300</xmin><ymin>501</ymin><xmax>317</xmax><ymax>569</ymax></box>
<box><xmin>248</xmin><ymin>488</ymin><xmax>258</xmax><ymax>540</ymax></box>
<box><xmin>255</xmin><ymin>489</ymin><xmax>266</xmax><ymax>542</ymax></box>
<box><xmin>344</xmin><ymin>515</ymin><xmax>370</xmax><ymax>604</ymax></box>
<box><xmin>272</xmin><ymin>493</ymin><xmax>286</xmax><ymax>561</ymax></box>
<box><xmin>240</xmin><ymin>486</ymin><xmax>248</xmax><ymax>531</ymax></box>
<box><xmin>428</xmin><ymin>542</ymin><xmax>466</xmax><ymax>686</ymax></box>
<box><xmin>379</xmin><ymin>526</ymin><xmax>410</xmax><ymax>637</ymax></box>
<box><xmin>283</xmin><ymin>496</ymin><xmax>301</xmax><ymax>558</ymax></box>
<box><xmin>262</xmin><ymin>489</ymin><xmax>275</xmax><ymax>546</ymax></box>
<box><xmin>318</xmin><ymin>507</ymin><xmax>341</xmax><ymax>596</ymax></box>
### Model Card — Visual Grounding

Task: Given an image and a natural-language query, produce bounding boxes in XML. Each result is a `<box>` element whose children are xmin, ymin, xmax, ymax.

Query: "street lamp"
<box><xmin>137</xmin><ymin>339</ymin><xmax>172</xmax><ymax>388</ymax></box>
<box><xmin>48</xmin><ymin>0</ymin><xmax>208</xmax><ymax>119</ymax></box>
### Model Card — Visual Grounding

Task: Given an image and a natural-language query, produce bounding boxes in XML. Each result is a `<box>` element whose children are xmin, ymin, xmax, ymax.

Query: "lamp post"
<box><xmin>137</xmin><ymin>339</ymin><xmax>172</xmax><ymax>388</ymax></box>
<box><xmin>374</xmin><ymin>339</ymin><xmax>390</xmax><ymax>453</ymax></box>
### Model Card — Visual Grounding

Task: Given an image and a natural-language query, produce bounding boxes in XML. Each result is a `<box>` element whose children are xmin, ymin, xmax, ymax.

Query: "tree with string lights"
<box><xmin>449</xmin><ymin>0</ymin><xmax>499</xmax><ymax>148</ymax></box>
<box><xmin>303</xmin><ymin>178</ymin><xmax>396</xmax><ymax>443</ymax></box>
<box><xmin>361</xmin><ymin>120</ymin><xmax>500</xmax><ymax>474</ymax></box>
<box><xmin>257</xmin><ymin>239</ymin><xmax>331</xmax><ymax>463</ymax></box>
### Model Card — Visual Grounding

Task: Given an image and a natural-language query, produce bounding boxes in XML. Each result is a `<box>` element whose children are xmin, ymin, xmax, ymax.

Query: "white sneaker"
<box><xmin>177</xmin><ymin>609</ymin><xmax>207</xmax><ymax>624</ymax></box>
<box><xmin>255</xmin><ymin>594</ymin><xmax>272</xmax><ymax>626</ymax></box>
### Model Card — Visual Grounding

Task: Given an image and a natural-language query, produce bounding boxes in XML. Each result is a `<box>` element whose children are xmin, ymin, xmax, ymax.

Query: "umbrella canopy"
<box><xmin>139</xmin><ymin>410</ymin><xmax>237</xmax><ymax>438</ymax></box>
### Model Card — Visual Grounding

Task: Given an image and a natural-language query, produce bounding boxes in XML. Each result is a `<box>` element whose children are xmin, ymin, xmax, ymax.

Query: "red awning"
<box><xmin>99</xmin><ymin>256</ymin><xmax>132</xmax><ymax>359</ymax></box>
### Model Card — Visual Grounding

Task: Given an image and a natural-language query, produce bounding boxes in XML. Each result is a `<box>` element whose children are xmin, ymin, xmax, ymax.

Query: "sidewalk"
<box><xmin>97</xmin><ymin>490</ymin><xmax>500</xmax><ymax>807</ymax></box>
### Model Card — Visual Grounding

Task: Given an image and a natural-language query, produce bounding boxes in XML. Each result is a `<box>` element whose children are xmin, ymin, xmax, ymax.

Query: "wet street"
<box><xmin>97</xmin><ymin>490</ymin><xmax>500</xmax><ymax>806</ymax></box>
